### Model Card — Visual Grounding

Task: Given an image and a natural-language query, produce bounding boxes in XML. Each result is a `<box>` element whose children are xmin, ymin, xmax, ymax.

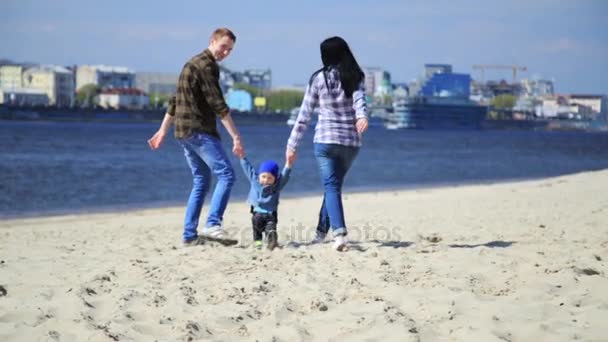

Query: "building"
<box><xmin>521</xmin><ymin>79</ymin><xmax>554</xmax><ymax>97</ymax></box>
<box><xmin>421</xmin><ymin>73</ymin><xmax>471</xmax><ymax>98</ymax></box>
<box><xmin>97</xmin><ymin>88</ymin><xmax>149</xmax><ymax>110</ymax></box>
<box><xmin>568</xmin><ymin>94</ymin><xmax>606</xmax><ymax>115</ymax></box>
<box><xmin>226</xmin><ymin>89</ymin><xmax>253</xmax><ymax>112</ymax></box>
<box><xmin>537</xmin><ymin>94</ymin><xmax>604</xmax><ymax>120</ymax></box>
<box><xmin>363</xmin><ymin>67</ymin><xmax>392</xmax><ymax>100</ymax></box>
<box><xmin>392</xmin><ymin>83</ymin><xmax>409</xmax><ymax>100</ymax></box>
<box><xmin>231</xmin><ymin>69</ymin><xmax>272</xmax><ymax>90</ymax></box>
<box><xmin>424</xmin><ymin>64</ymin><xmax>452</xmax><ymax>79</ymax></box>
<box><xmin>485</xmin><ymin>80</ymin><xmax>523</xmax><ymax>97</ymax></box>
<box><xmin>135</xmin><ymin>72</ymin><xmax>178</xmax><ymax>95</ymax></box>
<box><xmin>0</xmin><ymin>65</ymin><xmax>24</xmax><ymax>90</ymax></box>
<box><xmin>408</xmin><ymin>64</ymin><xmax>472</xmax><ymax>99</ymax></box>
<box><xmin>22</xmin><ymin>65</ymin><xmax>75</xmax><ymax>107</ymax></box>
<box><xmin>0</xmin><ymin>88</ymin><xmax>49</xmax><ymax>106</ymax></box>
<box><xmin>76</xmin><ymin>65</ymin><xmax>135</xmax><ymax>90</ymax></box>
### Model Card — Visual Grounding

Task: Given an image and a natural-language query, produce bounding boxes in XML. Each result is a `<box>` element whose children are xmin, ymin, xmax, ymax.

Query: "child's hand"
<box><xmin>286</xmin><ymin>149</ymin><xmax>296</xmax><ymax>168</ymax></box>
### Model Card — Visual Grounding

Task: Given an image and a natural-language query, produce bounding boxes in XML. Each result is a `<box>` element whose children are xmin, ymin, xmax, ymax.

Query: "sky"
<box><xmin>1</xmin><ymin>0</ymin><xmax>607</xmax><ymax>93</ymax></box>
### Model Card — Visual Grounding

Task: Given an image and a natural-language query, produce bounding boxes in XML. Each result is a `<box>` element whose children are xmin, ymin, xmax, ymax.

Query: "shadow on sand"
<box><xmin>448</xmin><ymin>240</ymin><xmax>516</xmax><ymax>248</ymax></box>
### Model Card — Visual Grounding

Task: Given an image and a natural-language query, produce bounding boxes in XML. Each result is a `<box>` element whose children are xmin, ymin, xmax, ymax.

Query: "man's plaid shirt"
<box><xmin>167</xmin><ymin>49</ymin><xmax>230</xmax><ymax>140</ymax></box>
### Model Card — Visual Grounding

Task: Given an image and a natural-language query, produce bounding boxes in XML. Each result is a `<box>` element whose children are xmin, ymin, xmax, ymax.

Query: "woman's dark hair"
<box><xmin>309</xmin><ymin>36</ymin><xmax>364</xmax><ymax>98</ymax></box>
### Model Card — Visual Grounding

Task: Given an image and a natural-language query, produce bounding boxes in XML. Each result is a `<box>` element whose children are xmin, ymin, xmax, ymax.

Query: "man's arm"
<box><xmin>198</xmin><ymin>65</ymin><xmax>244</xmax><ymax>156</ymax></box>
<box><xmin>147</xmin><ymin>112</ymin><xmax>175</xmax><ymax>150</ymax></box>
<box><xmin>219</xmin><ymin>112</ymin><xmax>244</xmax><ymax>157</ymax></box>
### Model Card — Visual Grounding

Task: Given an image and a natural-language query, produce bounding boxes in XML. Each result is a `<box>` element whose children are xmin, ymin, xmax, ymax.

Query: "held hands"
<box><xmin>285</xmin><ymin>148</ymin><xmax>297</xmax><ymax>168</ymax></box>
<box><xmin>232</xmin><ymin>136</ymin><xmax>245</xmax><ymax>158</ymax></box>
<box><xmin>356</xmin><ymin>118</ymin><xmax>369</xmax><ymax>134</ymax></box>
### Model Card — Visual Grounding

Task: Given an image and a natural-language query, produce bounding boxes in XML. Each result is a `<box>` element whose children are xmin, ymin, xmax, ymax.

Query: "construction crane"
<box><xmin>472</xmin><ymin>64</ymin><xmax>528</xmax><ymax>83</ymax></box>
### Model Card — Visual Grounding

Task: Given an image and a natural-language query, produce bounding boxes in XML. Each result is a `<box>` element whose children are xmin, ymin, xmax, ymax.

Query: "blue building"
<box><xmin>421</xmin><ymin>73</ymin><xmax>471</xmax><ymax>98</ymax></box>
<box><xmin>226</xmin><ymin>89</ymin><xmax>253</xmax><ymax>112</ymax></box>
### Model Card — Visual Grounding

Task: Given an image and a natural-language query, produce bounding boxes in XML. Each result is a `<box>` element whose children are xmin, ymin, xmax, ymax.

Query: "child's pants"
<box><xmin>251</xmin><ymin>211</ymin><xmax>277</xmax><ymax>241</ymax></box>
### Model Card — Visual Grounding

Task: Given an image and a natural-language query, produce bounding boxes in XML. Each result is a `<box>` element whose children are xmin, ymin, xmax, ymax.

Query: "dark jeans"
<box><xmin>251</xmin><ymin>210</ymin><xmax>278</xmax><ymax>241</ymax></box>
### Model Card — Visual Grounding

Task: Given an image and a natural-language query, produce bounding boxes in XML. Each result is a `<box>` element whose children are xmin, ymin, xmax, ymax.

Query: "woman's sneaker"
<box><xmin>332</xmin><ymin>234</ymin><xmax>348</xmax><ymax>252</ymax></box>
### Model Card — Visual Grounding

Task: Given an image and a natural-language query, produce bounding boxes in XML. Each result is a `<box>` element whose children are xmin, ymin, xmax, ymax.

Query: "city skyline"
<box><xmin>2</xmin><ymin>0</ymin><xmax>607</xmax><ymax>94</ymax></box>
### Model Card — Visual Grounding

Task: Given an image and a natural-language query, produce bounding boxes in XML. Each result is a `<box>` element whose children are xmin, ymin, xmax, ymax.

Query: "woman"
<box><xmin>285</xmin><ymin>36</ymin><xmax>368</xmax><ymax>251</ymax></box>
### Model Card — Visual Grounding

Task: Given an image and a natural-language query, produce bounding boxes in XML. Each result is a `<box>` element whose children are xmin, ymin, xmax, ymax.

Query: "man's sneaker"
<box><xmin>201</xmin><ymin>226</ymin><xmax>238</xmax><ymax>246</ymax></box>
<box><xmin>333</xmin><ymin>234</ymin><xmax>348</xmax><ymax>252</ymax></box>
<box><xmin>183</xmin><ymin>237</ymin><xmax>205</xmax><ymax>247</ymax></box>
<box><xmin>311</xmin><ymin>231</ymin><xmax>327</xmax><ymax>244</ymax></box>
<box><xmin>254</xmin><ymin>240</ymin><xmax>263</xmax><ymax>249</ymax></box>
<box><xmin>267</xmin><ymin>230</ymin><xmax>278</xmax><ymax>251</ymax></box>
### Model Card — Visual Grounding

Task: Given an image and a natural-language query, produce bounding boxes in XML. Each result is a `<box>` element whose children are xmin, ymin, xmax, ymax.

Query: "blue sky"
<box><xmin>2</xmin><ymin>0</ymin><xmax>607</xmax><ymax>93</ymax></box>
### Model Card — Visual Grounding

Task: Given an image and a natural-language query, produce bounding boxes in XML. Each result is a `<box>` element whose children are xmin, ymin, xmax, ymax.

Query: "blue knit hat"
<box><xmin>258</xmin><ymin>160</ymin><xmax>279</xmax><ymax>179</ymax></box>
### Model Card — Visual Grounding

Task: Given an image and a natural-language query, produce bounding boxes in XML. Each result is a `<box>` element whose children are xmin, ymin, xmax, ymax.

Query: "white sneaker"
<box><xmin>202</xmin><ymin>226</ymin><xmax>224</xmax><ymax>238</ymax></box>
<box><xmin>333</xmin><ymin>235</ymin><xmax>348</xmax><ymax>252</ymax></box>
<box><xmin>200</xmin><ymin>226</ymin><xmax>238</xmax><ymax>246</ymax></box>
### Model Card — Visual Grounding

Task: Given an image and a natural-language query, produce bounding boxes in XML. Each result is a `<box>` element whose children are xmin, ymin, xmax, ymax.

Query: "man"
<box><xmin>148</xmin><ymin>27</ymin><xmax>244</xmax><ymax>247</ymax></box>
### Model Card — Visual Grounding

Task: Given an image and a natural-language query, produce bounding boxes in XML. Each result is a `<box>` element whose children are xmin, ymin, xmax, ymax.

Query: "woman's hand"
<box><xmin>356</xmin><ymin>118</ymin><xmax>369</xmax><ymax>134</ymax></box>
<box><xmin>286</xmin><ymin>148</ymin><xmax>297</xmax><ymax>167</ymax></box>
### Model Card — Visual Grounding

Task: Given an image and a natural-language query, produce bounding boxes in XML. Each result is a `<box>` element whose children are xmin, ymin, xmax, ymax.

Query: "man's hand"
<box><xmin>147</xmin><ymin>131</ymin><xmax>165</xmax><ymax>150</ymax></box>
<box><xmin>356</xmin><ymin>118</ymin><xmax>369</xmax><ymax>134</ymax></box>
<box><xmin>147</xmin><ymin>113</ymin><xmax>174</xmax><ymax>150</ymax></box>
<box><xmin>232</xmin><ymin>136</ymin><xmax>245</xmax><ymax>158</ymax></box>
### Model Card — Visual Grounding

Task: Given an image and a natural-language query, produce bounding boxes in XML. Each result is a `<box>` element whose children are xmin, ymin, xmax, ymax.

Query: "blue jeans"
<box><xmin>178</xmin><ymin>133</ymin><xmax>235</xmax><ymax>242</ymax></box>
<box><xmin>314</xmin><ymin>143</ymin><xmax>359</xmax><ymax>237</ymax></box>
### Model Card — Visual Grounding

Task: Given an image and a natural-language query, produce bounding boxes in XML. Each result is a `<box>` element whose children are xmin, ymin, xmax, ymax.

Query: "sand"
<box><xmin>1</xmin><ymin>170</ymin><xmax>607</xmax><ymax>341</ymax></box>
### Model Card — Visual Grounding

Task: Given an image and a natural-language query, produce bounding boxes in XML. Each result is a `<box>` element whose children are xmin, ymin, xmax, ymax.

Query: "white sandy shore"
<box><xmin>1</xmin><ymin>171</ymin><xmax>607</xmax><ymax>341</ymax></box>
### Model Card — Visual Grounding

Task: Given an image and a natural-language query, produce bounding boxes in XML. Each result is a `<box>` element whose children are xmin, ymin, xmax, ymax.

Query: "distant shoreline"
<box><xmin>0</xmin><ymin>104</ymin><xmax>290</xmax><ymax>125</ymax></box>
<box><xmin>2</xmin><ymin>104</ymin><xmax>606</xmax><ymax>132</ymax></box>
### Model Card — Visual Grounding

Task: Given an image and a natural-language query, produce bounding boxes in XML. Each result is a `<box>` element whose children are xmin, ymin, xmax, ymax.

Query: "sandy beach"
<box><xmin>1</xmin><ymin>170</ymin><xmax>607</xmax><ymax>341</ymax></box>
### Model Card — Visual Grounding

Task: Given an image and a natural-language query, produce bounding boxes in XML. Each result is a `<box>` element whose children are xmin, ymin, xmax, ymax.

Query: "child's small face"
<box><xmin>258</xmin><ymin>172</ymin><xmax>276</xmax><ymax>186</ymax></box>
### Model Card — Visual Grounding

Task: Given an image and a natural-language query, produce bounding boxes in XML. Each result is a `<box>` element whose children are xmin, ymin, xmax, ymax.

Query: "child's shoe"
<box><xmin>266</xmin><ymin>230</ymin><xmax>278</xmax><ymax>251</ymax></box>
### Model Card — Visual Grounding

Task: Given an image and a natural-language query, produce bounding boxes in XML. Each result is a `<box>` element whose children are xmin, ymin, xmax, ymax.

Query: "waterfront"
<box><xmin>1</xmin><ymin>120</ymin><xmax>607</xmax><ymax>218</ymax></box>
